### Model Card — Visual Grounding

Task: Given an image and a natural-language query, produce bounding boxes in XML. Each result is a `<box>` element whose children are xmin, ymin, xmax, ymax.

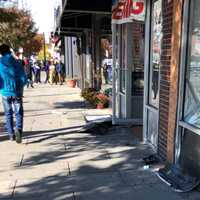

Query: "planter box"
<box><xmin>66</xmin><ymin>79</ymin><xmax>77</xmax><ymax>88</ymax></box>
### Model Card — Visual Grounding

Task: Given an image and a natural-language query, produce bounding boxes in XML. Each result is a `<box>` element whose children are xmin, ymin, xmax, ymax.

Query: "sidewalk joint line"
<box><xmin>19</xmin><ymin>154</ymin><xmax>24</xmax><ymax>167</ymax></box>
<box><xmin>64</xmin><ymin>144</ymin><xmax>68</xmax><ymax>151</ymax></box>
<box><xmin>11</xmin><ymin>179</ymin><xmax>17</xmax><ymax>198</ymax></box>
<box><xmin>72</xmin><ymin>191</ymin><xmax>76</xmax><ymax>200</ymax></box>
<box><xmin>67</xmin><ymin>162</ymin><xmax>71</xmax><ymax>175</ymax></box>
<box><xmin>118</xmin><ymin>170</ymin><xmax>130</xmax><ymax>186</ymax></box>
<box><xmin>106</xmin><ymin>150</ymin><xmax>112</xmax><ymax>159</ymax></box>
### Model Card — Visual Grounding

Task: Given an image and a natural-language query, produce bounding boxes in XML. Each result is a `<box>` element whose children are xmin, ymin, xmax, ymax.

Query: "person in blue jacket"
<box><xmin>0</xmin><ymin>44</ymin><xmax>27</xmax><ymax>143</ymax></box>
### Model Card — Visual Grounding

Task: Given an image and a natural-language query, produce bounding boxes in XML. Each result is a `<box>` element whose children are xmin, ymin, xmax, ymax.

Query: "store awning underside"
<box><xmin>57</xmin><ymin>0</ymin><xmax>112</xmax><ymax>36</ymax></box>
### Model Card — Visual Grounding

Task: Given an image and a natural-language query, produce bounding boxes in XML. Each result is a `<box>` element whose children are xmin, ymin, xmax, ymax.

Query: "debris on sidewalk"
<box><xmin>143</xmin><ymin>154</ymin><xmax>160</xmax><ymax>165</ymax></box>
<box><xmin>157</xmin><ymin>164</ymin><xmax>200</xmax><ymax>193</ymax></box>
<box><xmin>84</xmin><ymin>114</ymin><xmax>112</xmax><ymax>123</ymax></box>
<box><xmin>78</xmin><ymin>118</ymin><xmax>114</xmax><ymax>135</ymax></box>
<box><xmin>79</xmin><ymin>114</ymin><xmax>131</xmax><ymax>135</ymax></box>
<box><xmin>51</xmin><ymin>110</ymin><xmax>68</xmax><ymax>115</ymax></box>
<box><xmin>142</xmin><ymin>154</ymin><xmax>165</xmax><ymax>173</ymax></box>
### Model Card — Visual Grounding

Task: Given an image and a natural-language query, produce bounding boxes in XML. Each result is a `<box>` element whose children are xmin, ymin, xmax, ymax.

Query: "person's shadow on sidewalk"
<box><xmin>23</xmin><ymin>125</ymin><xmax>84</xmax><ymax>144</ymax></box>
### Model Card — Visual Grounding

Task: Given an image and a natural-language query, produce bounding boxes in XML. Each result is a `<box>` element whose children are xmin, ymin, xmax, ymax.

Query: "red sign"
<box><xmin>112</xmin><ymin>0</ymin><xmax>145</xmax><ymax>24</ymax></box>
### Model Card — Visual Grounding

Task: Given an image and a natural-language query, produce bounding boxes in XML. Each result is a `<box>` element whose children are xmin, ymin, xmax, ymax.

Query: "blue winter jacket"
<box><xmin>0</xmin><ymin>53</ymin><xmax>27</xmax><ymax>97</ymax></box>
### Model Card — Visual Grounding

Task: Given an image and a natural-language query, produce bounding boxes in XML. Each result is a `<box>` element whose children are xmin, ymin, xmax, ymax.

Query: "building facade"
<box><xmin>56</xmin><ymin>0</ymin><xmax>200</xmax><ymax>178</ymax></box>
<box><xmin>144</xmin><ymin>0</ymin><xmax>199</xmax><ymax>177</ymax></box>
<box><xmin>55</xmin><ymin>0</ymin><xmax>112</xmax><ymax>90</ymax></box>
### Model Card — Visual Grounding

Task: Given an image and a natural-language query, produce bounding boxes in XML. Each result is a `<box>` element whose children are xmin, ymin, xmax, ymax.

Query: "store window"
<box><xmin>131</xmin><ymin>21</ymin><xmax>145</xmax><ymax>96</ymax></box>
<box><xmin>149</xmin><ymin>0</ymin><xmax>162</xmax><ymax>108</ymax></box>
<box><xmin>184</xmin><ymin>0</ymin><xmax>200</xmax><ymax>128</ymax></box>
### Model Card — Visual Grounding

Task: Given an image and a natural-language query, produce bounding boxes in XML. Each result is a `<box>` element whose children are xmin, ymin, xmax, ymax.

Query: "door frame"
<box><xmin>112</xmin><ymin>23</ymin><xmax>141</xmax><ymax>124</ymax></box>
<box><xmin>143</xmin><ymin>0</ymin><xmax>161</xmax><ymax>150</ymax></box>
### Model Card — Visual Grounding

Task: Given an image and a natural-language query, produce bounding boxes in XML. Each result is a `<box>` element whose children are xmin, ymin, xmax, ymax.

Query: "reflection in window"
<box><xmin>149</xmin><ymin>0</ymin><xmax>162</xmax><ymax>108</ymax></box>
<box><xmin>100</xmin><ymin>37</ymin><xmax>112</xmax><ymax>85</ymax></box>
<box><xmin>184</xmin><ymin>0</ymin><xmax>200</xmax><ymax>128</ymax></box>
<box><xmin>131</xmin><ymin>21</ymin><xmax>145</xmax><ymax>96</ymax></box>
<box><xmin>120</xmin><ymin>70</ymin><xmax>126</xmax><ymax>93</ymax></box>
<box><xmin>119</xmin><ymin>25</ymin><xmax>126</xmax><ymax>93</ymax></box>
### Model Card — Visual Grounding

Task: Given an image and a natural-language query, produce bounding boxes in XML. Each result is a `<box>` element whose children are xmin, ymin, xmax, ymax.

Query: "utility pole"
<box><xmin>43</xmin><ymin>32</ymin><xmax>46</xmax><ymax>65</ymax></box>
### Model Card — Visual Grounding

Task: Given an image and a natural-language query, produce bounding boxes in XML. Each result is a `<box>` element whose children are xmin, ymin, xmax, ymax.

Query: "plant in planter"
<box><xmin>81</xmin><ymin>88</ymin><xmax>97</xmax><ymax>105</ymax></box>
<box><xmin>95</xmin><ymin>92</ymin><xmax>109</xmax><ymax>109</ymax></box>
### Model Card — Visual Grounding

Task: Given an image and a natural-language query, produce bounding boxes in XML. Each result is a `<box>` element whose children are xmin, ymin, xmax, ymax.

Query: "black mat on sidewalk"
<box><xmin>143</xmin><ymin>154</ymin><xmax>160</xmax><ymax>165</ymax></box>
<box><xmin>157</xmin><ymin>164</ymin><xmax>200</xmax><ymax>192</ymax></box>
<box><xmin>78</xmin><ymin>120</ymin><xmax>115</xmax><ymax>135</ymax></box>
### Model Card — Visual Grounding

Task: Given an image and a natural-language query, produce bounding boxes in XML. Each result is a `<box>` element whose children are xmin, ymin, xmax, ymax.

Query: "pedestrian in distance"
<box><xmin>33</xmin><ymin>61</ymin><xmax>41</xmax><ymax>83</ymax></box>
<box><xmin>24</xmin><ymin>58</ymin><xmax>34</xmax><ymax>88</ymax></box>
<box><xmin>59</xmin><ymin>62</ymin><xmax>66</xmax><ymax>85</ymax></box>
<box><xmin>55</xmin><ymin>61</ymin><xmax>65</xmax><ymax>85</ymax></box>
<box><xmin>49</xmin><ymin>60</ymin><xmax>56</xmax><ymax>85</ymax></box>
<box><xmin>44</xmin><ymin>60</ymin><xmax>50</xmax><ymax>84</ymax></box>
<box><xmin>0</xmin><ymin>44</ymin><xmax>27</xmax><ymax>143</ymax></box>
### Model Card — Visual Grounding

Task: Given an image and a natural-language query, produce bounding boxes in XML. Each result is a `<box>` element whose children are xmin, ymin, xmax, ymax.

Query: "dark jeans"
<box><xmin>2</xmin><ymin>96</ymin><xmax>23</xmax><ymax>137</ymax></box>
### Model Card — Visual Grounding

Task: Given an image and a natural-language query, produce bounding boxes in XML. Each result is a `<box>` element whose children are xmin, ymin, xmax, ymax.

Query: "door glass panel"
<box><xmin>120</xmin><ymin>25</ymin><xmax>126</xmax><ymax>93</ymax></box>
<box><xmin>147</xmin><ymin>109</ymin><xmax>158</xmax><ymax>148</ymax></box>
<box><xmin>184</xmin><ymin>0</ymin><xmax>200</xmax><ymax>128</ymax></box>
<box><xmin>120</xmin><ymin>69</ymin><xmax>126</xmax><ymax>93</ymax></box>
<box><xmin>132</xmin><ymin>21</ymin><xmax>145</xmax><ymax>96</ymax></box>
<box><xmin>149</xmin><ymin>0</ymin><xmax>162</xmax><ymax>107</ymax></box>
<box><xmin>115</xmin><ymin>25</ymin><xmax>120</xmax><ymax>117</ymax></box>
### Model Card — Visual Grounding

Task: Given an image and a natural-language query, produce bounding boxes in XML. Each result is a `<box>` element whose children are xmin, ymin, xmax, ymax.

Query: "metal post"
<box><xmin>43</xmin><ymin>32</ymin><xmax>46</xmax><ymax>65</ymax></box>
<box><xmin>112</xmin><ymin>24</ymin><xmax>117</xmax><ymax>125</ymax></box>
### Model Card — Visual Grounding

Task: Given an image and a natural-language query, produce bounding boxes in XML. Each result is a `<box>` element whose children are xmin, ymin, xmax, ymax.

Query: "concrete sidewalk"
<box><xmin>0</xmin><ymin>84</ymin><xmax>199</xmax><ymax>200</ymax></box>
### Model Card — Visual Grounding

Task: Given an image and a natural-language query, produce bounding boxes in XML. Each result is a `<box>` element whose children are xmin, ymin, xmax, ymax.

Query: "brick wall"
<box><xmin>158</xmin><ymin>0</ymin><xmax>183</xmax><ymax>161</ymax></box>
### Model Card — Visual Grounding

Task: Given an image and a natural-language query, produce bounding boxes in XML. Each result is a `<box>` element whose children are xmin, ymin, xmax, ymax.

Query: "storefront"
<box><xmin>55</xmin><ymin>0</ymin><xmax>112</xmax><ymax>90</ymax></box>
<box><xmin>176</xmin><ymin>0</ymin><xmax>200</xmax><ymax>177</ymax></box>
<box><xmin>112</xmin><ymin>0</ymin><xmax>145</xmax><ymax>124</ymax></box>
<box><xmin>143</xmin><ymin>0</ymin><xmax>200</xmax><ymax>179</ymax></box>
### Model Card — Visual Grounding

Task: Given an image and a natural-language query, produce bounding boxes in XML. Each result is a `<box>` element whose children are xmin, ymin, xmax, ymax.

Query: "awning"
<box><xmin>63</xmin><ymin>0</ymin><xmax>112</xmax><ymax>14</ymax></box>
<box><xmin>56</xmin><ymin>0</ymin><xmax>112</xmax><ymax>36</ymax></box>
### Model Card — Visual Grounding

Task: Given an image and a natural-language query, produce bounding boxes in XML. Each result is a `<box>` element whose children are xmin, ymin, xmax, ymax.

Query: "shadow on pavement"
<box><xmin>2</xmin><ymin>125</ymin><xmax>194</xmax><ymax>200</ymax></box>
<box><xmin>24</xmin><ymin>125</ymin><xmax>84</xmax><ymax>144</ymax></box>
<box><xmin>53</xmin><ymin>101</ymin><xmax>86</xmax><ymax>109</ymax></box>
<box><xmin>26</xmin><ymin>92</ymin><xmax>78</xmax><ymax>98</ymax></box>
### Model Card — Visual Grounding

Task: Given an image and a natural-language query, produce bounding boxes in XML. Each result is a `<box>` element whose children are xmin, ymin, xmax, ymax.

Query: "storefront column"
<box><xmin>112</xmin><ymin>24</ymin><xmax>117</xmax><ymax>124</ymax></box>
<box><xmin>158</xmin><ymin>0</ymin><xmax>183</xmax><ymax>161</ymax></box>
<box><xmin>166</xmin><ymin>0</ymin><xmax>183</xmax><ymax>162</ymax></box>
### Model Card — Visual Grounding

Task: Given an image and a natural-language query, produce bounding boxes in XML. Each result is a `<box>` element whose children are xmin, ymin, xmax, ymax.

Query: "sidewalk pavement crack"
<box><xmin>60</xmin><ymin>120</ymin><xmax>62</xmax><ymax>128</ymax></box>
<box><xmin>118</xmin><ymin>170</ymin><xmax>131</xmax><ymax>187</ymax></box>
<box><xmin>24</xmin><ymin>138</ymin><xmax>29</xmax><ymax>145</ymax></box>
<box><xmin>64</xmin><ymin>144</ymin><xmax>68</xmax><ymax>151</ymax></box>
<box><xmin>105</xmin><ymin>150</ymin><xmax>112</xmax><ymax>159</ymax></box>
<box><xmin>19</xmin><ymin>154</ymin><xmax>24</xmax><ymax>167</ymax></box>
<box><xmin>67</xmin><ymin>162</ymin><xmax>71</xmax><ymax>176</ymax></box>
<box><xmin>72</xmin><ymin>191</ymin><xmax>76</xmax><ymax>200</ymax></box>
<box><xmin>11</xmin><ymin>180</ymin><xmax>17</xmax><ymax>198</ymax></box>
<box><xmin>30</xmin><ymin>119</ymin><xmax>36</xmax><ymax>132</ymax></box>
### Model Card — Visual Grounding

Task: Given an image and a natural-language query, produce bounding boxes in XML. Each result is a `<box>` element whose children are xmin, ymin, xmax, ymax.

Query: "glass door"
<box><xmin>113</xmin><ymin>23</ymin><xmax>129</xmax><ymax>120</ymax></box>
<box><xmin>112</xmin><ymin>22</ymin><xmax>145</xmax><ymax>124</ymax></box>
<box><xmin>144</xmin><ymin>0</ymin><xmax>162</xmax><ymax>149</ymax></box>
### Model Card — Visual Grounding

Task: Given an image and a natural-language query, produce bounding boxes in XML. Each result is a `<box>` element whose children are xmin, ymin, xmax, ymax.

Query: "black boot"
<box><xmin>15</xmin><ymin>129</ymin><xmax>22</xmax><ymax>143</ymax></box>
